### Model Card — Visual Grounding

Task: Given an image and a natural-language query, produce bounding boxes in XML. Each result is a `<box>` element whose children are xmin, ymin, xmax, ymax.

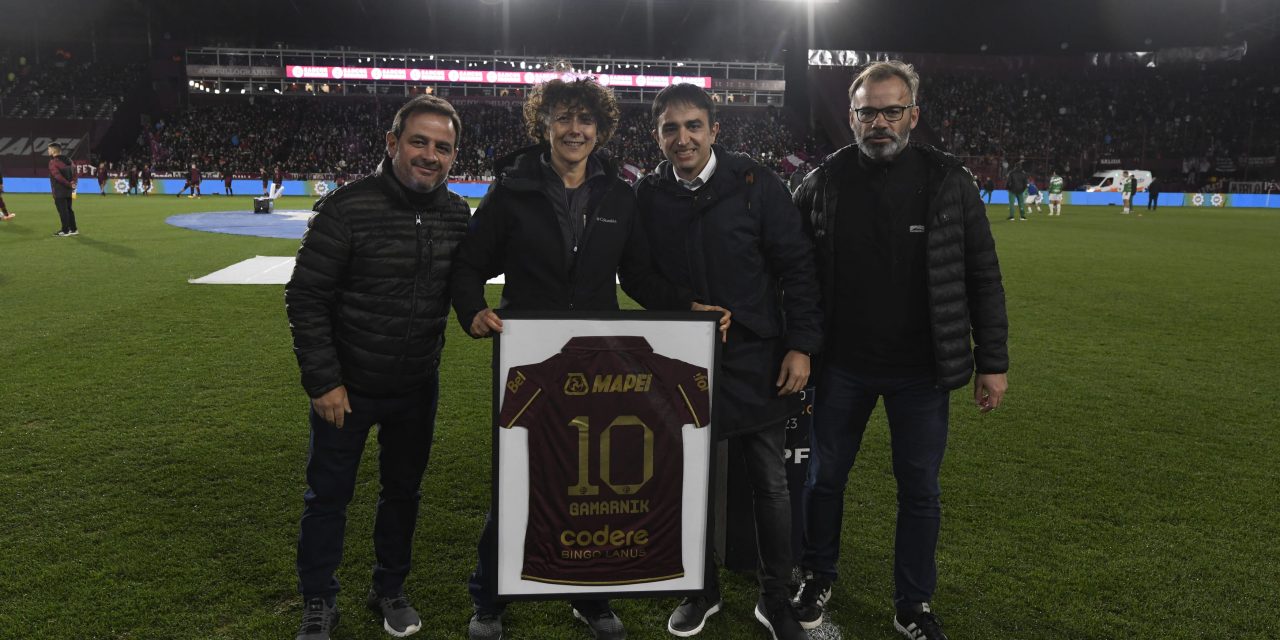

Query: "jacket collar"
<box><xmin>495</xmin><ymin>143</ymin><xmax>618</xmax><ymax>192</ymax></box>
<box><xmin>562</xmin><ymin>336</ymin><xmax>653</xmax><ymax>352</ymax></box>
<box><xmin>650</xmin><ymin>144</ymin><xmax>753</xmax><ymax>194</ymax></box>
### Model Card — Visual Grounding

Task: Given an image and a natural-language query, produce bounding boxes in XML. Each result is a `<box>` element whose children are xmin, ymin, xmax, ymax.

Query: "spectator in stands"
<box><xmin>792</xmin><ymin>60</ymin><xmax>1008</xmax><ymax>640</ymax></box>
<box><xmin>47</xmin><ymin>142</ymin><xmax>78</xmax><ymax>236</ymax></box>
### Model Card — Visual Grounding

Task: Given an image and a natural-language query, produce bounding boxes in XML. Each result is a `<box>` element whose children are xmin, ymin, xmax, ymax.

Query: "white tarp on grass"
<box><xmin>189</xmin><ymin>256</ymin><xmax>297</xmax><ymax>284</ymax></box>
<box><xmin>190</xmin><ymin>256</ymin><xmax>514</xmax><ymax>285</ymax></box>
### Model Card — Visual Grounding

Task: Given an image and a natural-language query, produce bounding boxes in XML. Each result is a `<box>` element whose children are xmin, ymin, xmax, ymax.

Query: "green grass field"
<box><xmin>1</xmin><ymin>193</ymin><xmax>1277</xmax><ymax>639</ymax></box>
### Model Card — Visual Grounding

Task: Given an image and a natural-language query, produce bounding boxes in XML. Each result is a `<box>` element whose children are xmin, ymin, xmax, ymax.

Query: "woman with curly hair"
<box><xmin>453</xmin><ymin>76</ymin><xmax>728</xmax><ymax>640</ymax></box>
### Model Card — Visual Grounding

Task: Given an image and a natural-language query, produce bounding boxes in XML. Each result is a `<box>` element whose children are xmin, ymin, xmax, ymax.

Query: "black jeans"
<box><xmin>54</xmin><ymin>196</ymin><xmax>77</xmax><ymax>232</ymax></box>
<box><xmin>296</xmin><ymin>380</ymin><xmax>439</xmax><ymax>600</ymax></box>
<box><xmin>801</xmin><ymin>365</ymin><xmax>949</xmax><ymax>606</ymax></box>
<box><xmin>708</xmin><ymin>422</ymin><xmax>794</xmax><ymax>601</ymax></box>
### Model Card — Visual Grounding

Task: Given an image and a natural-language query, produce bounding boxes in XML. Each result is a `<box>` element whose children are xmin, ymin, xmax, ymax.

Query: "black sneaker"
<box><xmin>366</xmin><ymin>589</ymin><xmax>422</xmax><ymax>637</ymax></box>
<box><xmin>296</xmin><ymin>597</ymin><xmax>339</xmax><ymax>640</ymax></box>
<box><xmin>467</xmin><ymin>609</ymin><xmax>504</xmax><ymax>640</ymax></box>
<box><xmin>754</xmin><ymin>595</ymin><xmax>806</xmax><ymax>640</ymax></box>
<box><xmin>894</xmin><ymin>602</ymin><xmax>949</xmax><ymax>640</ymax></box>
<box><xmin>571</xmin><ymin>601</ymin><xmax>626</xmax><ymax>639</ymax></box>
<box><xmin>667</xmin><ymin>594</ymin><xmax>722</xmax><ymax>636</ymax></box>
<box><xmin>792</xmin><ymin>574</ymin><xmax>833</xmax><ymax>629</ymax></box>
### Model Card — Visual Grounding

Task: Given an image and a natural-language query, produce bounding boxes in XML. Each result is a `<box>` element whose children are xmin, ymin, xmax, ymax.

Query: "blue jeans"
<box><xmin>800</xmin><ymin>365</ymin><xmax>949</xmax><ymax>605</ymax></box>
<box><xmin>296</xmin><ymin>380</ymin><xmax>439</xmax><ymax>600</ymax></box>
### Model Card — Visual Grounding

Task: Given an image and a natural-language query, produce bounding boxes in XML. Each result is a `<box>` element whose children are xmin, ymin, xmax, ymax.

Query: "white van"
<box><xmin>1085</xmin><ymin>170</ymin><xmax>1152</xmax><ymax>192</ymax></box>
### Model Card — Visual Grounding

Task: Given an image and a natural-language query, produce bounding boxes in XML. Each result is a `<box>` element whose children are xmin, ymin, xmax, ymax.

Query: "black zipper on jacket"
<box><xmin>402</xmin><ymin>212</ymin><xmax>425</xmax><ymax>365</ymax></box>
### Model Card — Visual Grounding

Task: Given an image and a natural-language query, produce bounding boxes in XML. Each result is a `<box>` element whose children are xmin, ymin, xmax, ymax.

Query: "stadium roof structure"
<box><xmin>184</xmin><ymin>47</ymin><xmax>786</xmax><ymax>105</ymax></box>
<box><xmin>3</xmin><ymin>0</ymin><xmax>1279</xmax><ymax>63</ymax></box>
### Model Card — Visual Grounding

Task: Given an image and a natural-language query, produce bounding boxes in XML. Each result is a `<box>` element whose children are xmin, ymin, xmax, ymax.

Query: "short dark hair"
<box><xmin>523</xmin><ymin>77</ymin><xmax>620</xmax><ymax>146</ymax></box>
<box><xmin>651</xmin><ymin>83</ymin><xmax>717</xmax><ymax>127</ymax></box>
<box><xmin>848</xmin><ymin>60</ymin><xmax>920</xmax><ymax>105</ymax></box>
<box><xmin>389</xmin><ymin>95</ymin><xmax>462</xmax><ymax>147</ymax></box>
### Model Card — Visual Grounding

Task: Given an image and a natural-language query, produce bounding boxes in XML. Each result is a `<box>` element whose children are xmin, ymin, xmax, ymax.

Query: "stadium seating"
<box><xmin>117</xmin><ymin>97</ymin><xmax>820</xmax><ymax>181</ymax></box>
<box><xmin>0</xmin><ymin>57</ymin><xmax>141</xmax><ymax>120</ymax></box>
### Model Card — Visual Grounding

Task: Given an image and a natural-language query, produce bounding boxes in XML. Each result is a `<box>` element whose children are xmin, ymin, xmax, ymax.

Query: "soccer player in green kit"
<box><xmin>1047</xmin><ymin>171</ymin><xmax>1064</xmax><ymax>216</ymax></box>
<box><xmin>1121</xmin><ymin>171</ymin><xmax>1136</xmax><ymax>214</ymax></box>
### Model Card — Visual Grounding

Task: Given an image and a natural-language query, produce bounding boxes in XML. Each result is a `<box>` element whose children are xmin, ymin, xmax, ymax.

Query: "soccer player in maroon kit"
<box><xmin>126</xmin><ymin>165</ymin><xmax>139</xmax><ymax>195</ymax></box>
<box><xmin>141</xmin><ymin>164</ymin><xmax>152</xmax><ymax>196</ymax></box>
<box><xmin>47</xmin><ymin>143</ymin><xmax>78</xmax><ymax>235</ymax></box>
<box><xmin>272</xmin><ymin>164</ymin><xmax>285</xmax><ymax>199</ymax></box>
<box><xmin>177</xmin><ymin>163</ymin><xmax>202</xmax><ymax>198</ymax></box>
<box><xmin>222</xmin><ymin>163</ymin><xmax>234</xmax><ymax>196</ymax></box>
<box><xmin>0</xmin><ymin>174</ymin><xmax>14</xmax><ymax>220</ymax></box>
<box><xmin>95</xmin><ymin>161</ymin><xmax>109</xmax><ymax>196</ymax></box>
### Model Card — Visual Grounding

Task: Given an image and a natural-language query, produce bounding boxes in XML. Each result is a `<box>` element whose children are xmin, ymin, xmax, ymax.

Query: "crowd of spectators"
<box><xmin>119</xmin><ymin>96</ymin><xmax>818</xmax><ymax>181</ymax></box>
<box><xmin>0</xmin><ymin>54</ymin><xmax>141</xmax><ymax>119</ymax></box>
<box><xmin>917</xmin><ymin>65</ymin><xmax>1280</xmax><ymax>189</ymax></box>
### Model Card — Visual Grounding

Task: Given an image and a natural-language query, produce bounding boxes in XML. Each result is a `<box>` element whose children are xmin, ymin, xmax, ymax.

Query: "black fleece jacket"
<box><xmin>451</xmin><ymin>144</ymin><xmax>693</xmax><ymax>332</ymax></box>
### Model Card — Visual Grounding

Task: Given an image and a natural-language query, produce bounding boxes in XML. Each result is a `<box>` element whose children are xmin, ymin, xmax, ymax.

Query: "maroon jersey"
<box><xmin>500</xmin><ymin>336</ymin><xmax>710</xmax><ymax>586</ymax></box>
<box><xmin>96</xmin><ymin>165</ymin><xmax>107</xmax><ymax>181</ymax></box>
<box><xmin>189</xmin><ymin>167</ymin><xmax>201</xmax><ymax>183</ymax></box>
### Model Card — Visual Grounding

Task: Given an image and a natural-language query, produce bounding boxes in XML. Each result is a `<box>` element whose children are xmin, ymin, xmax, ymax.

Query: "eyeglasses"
<box><xmin>850</xmin><ymin>103</ymin><xmax>916</xmax><ymax>123</ymax></box>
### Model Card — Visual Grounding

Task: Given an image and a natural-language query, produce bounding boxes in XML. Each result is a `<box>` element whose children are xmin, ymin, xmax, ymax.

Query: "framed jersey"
<box><xmin>490</xmin><ymin>311</ymin><xmax>721</xmax><ymax>601</ymax></box>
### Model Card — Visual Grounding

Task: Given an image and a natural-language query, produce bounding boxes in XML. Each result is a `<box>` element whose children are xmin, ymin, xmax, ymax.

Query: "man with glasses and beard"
<box><xmin>791</xmin><ymin>61</ymin><xmax>1009</xmax><ymax>640</ymax></box>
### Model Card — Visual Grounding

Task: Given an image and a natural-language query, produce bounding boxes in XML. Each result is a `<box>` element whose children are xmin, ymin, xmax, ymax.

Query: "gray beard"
<box><xmin>856</xmin><ymin>129</ymin><xmax>910</xmax><ymax>161</ymax></box>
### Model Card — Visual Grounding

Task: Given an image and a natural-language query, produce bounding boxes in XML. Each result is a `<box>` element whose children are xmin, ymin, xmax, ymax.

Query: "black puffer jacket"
<box><xmin>451</xmin><ymin>143</ymin><xmax>693</xmax><ymax>330</ymax></box>
<box><xmin>286</xmin><ymin>156</ymin><xmax>472</xmax><ymax>398</ymax></box>
<box><xmin>794</xmin><ymin>143</ymin><xmax>1008</xmax><ymax>390</ymax></box>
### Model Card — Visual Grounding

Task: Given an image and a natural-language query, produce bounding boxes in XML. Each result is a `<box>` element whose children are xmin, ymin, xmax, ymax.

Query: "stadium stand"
<box><xmin>0</xmin><ymin>56</ymin><xmax>141</xmax><ymax>120</ymax></box>
<box><xmin>117</xmin><ymin>97</ymin><xmax>820</xmax><ymax>181</ymax></box>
